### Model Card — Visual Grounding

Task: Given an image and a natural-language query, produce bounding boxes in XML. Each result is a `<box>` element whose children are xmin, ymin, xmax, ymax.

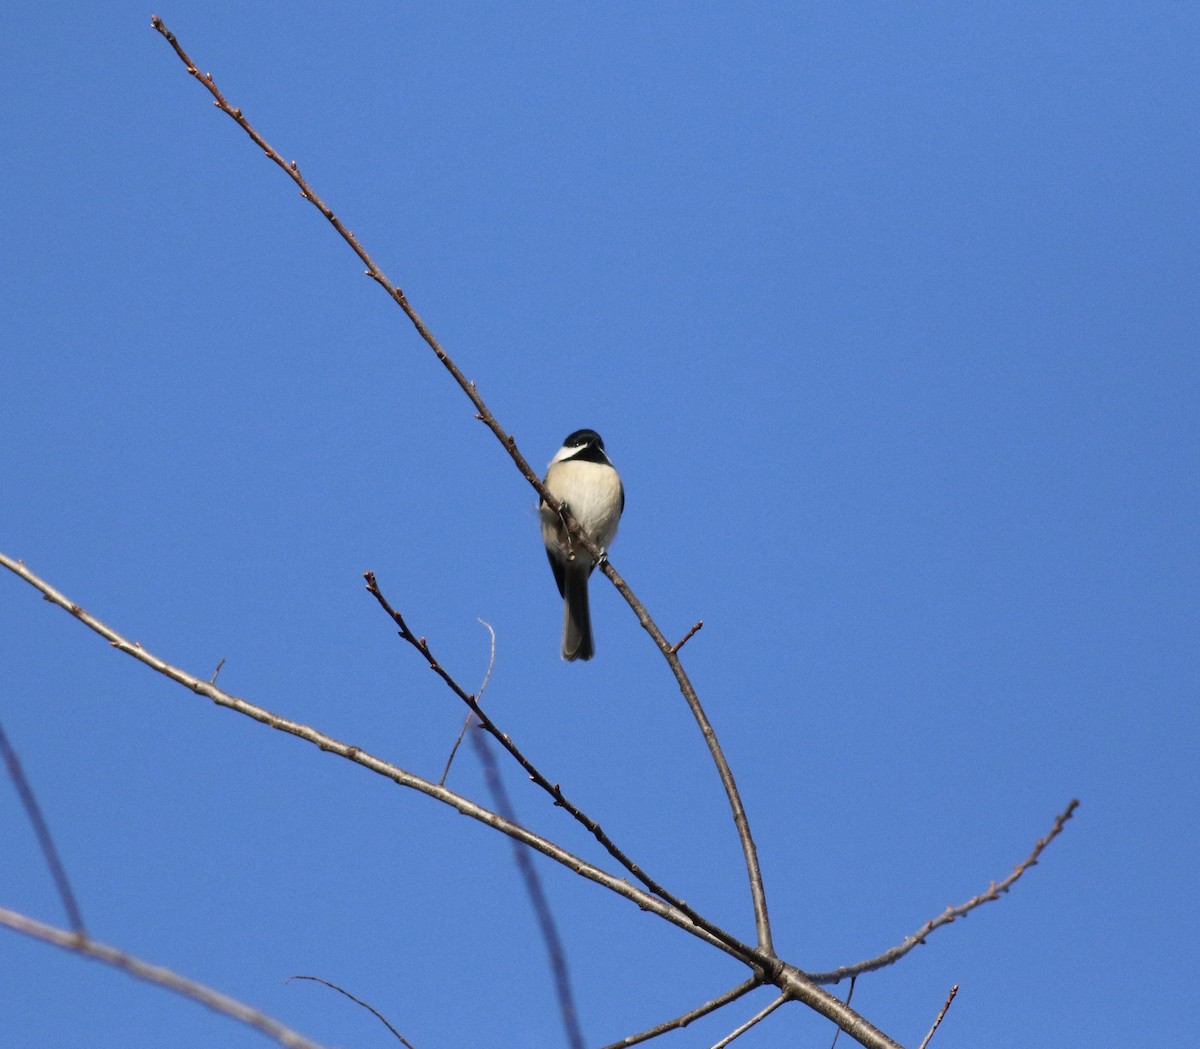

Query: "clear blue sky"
<box><xmin>2</xmin><ymin>4</ymin><xmax>1196</xmax><ymax>1047</ymax></box>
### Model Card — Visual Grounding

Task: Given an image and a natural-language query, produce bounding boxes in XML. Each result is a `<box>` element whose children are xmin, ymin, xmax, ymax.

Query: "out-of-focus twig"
<box><xmin>0</xmin><ymin>906</ymin><xmax>327</xmax><ymax>1049</ymax></box>
<box><xmin>0</xmin><ymin>721</ymin><xmax>85</xmax><ymax>933</ymax></box>
<box><xmin>471</xmin><ymin>729</ymin><xmax>585</xmax><ymax>1049</ymax></box>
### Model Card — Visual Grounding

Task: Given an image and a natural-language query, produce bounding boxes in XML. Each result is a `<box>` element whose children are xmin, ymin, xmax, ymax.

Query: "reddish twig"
<box><xmin>287</xmin><ymin>975</ymin><xmax>415</xmax><ymax>1048</ymax></box>
<box><xmin>150</xmin><ymin>14</ymin><xmax>773</xmax><ymax>956</ymax></box>
<box><xmin>0</xmin><ymin>721</ymin><xmax>86</xmax><ymax>934</ymax></box>
<box><xmin>671</xmin><ymin>620</ymin><xmax>704</xmax><ymax>654</ymax></box>
<box><xmin>808</xmin><ymin>799</ymin><xmax>1080</xmax><ymax>984</ymax></box>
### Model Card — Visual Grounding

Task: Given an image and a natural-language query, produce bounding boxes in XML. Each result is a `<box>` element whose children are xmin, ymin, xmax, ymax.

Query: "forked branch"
<box><xmin>149</xmin><ymin>13</ymin><xmax>772</xmax><ymax>956</ymax></box>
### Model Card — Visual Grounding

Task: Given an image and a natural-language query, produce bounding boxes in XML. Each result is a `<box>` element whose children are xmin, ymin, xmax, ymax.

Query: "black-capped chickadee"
<box><xmin>540</xmin><ymin>429</ymin><xmax>624</xmax><ymax>661</ymax></box>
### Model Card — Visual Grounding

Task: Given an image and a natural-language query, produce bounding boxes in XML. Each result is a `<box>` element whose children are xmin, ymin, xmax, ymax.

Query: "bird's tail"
<box><xmin>561</xmin><ymin>566</ymin><xmax>594</xmax><ymax>661</ymax></box>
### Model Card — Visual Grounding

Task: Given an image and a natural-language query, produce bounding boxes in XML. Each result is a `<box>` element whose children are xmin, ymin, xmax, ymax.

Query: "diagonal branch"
<box><xmin>364</xmin><ymin>572</ymin><xmax>755</xmax><ymax>957</ymax></box>
<box><xmin>807</xmin><ymin>799</ymin><xmax>1080</xmax><ymax>984</ymax></box>
<box><xmin>0</xmin><ymin>906</ymin><xmax>328</xmax><ymax>1049</ymax></box>
<box><xmin>149</xmin><ymin>15</ymin><xmax>772</xmax><ymax>956</ymax></box>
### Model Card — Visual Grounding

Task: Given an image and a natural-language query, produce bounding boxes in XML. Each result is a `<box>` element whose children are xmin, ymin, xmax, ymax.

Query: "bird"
<box><xmin>540</xmin><ymin>429</ymin><xmax>624</xmax><ymax>661</ymax></box>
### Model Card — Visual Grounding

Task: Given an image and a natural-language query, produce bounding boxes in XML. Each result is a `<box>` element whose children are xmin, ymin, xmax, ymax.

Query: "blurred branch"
<box><xmin>287</xmin><ymin>976</ymin><xmax>415</xmax><ymax>1048</ymax></box>
<box><xmin>0</xmin><ymin>721</ymin><xmax>85</xmax><ymax>933</ymax></box>
<box><xmin>0</xmin><ymin>906</ymin><xmax>327</xmax><ymax>1049</ymax></box>
<box><xmin>808</xmin><ymin>800</ymin><xmax>1080</xmax><ymax>984</ymax></box>
<box><xmin>470</xmin><ymin>728</ymin><xmax>585</xmax><ymax>1049</ymax></box>
<box><xmin>150</xmin><ymin>14</ymin><xmax>772</xmax><ymax>957</ymax></box>
<box><xmin>598</xmin><ymin>977</ymin><xmax>762</xmax><ymax>1049</ymax></box>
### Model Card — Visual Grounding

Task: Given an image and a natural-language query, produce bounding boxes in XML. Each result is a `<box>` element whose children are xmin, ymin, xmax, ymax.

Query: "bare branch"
<box><xmin>150</xmin><ymin>15</ymin><xmax>773</xmax><ymax>956</ymax></box>
<box><xmin>287</xmin><ymin>975</ymin><xmax>415</xmax><ymax>1048</ymax></box>
<box><xmin>597</xmin><ymin>977</ymin><xmax>762</xmax><ymax>1049</ymax></box>
<box><xmin>916</xmin><ymin>985</ymin><xmax>958</xmax><ymax>1049</ymax></box>
<box><xmin>808</xmin><ymin>800</ymin><xmax>1080</xmax><ymax>984</ymax></box>
<box><xmin>0</xmin><ymin>721</ymin><xmax>86</xmax><ymax>933</ymax></box>
<box><xmin>0</xmin><ymin>906</ymin><xmax>328</xmax><ymax>1049</ymax></box>
<box><xmin>0</xmin><ymin>553</ymin><xmax>741</xmax><ymax>963</ymax></box>
<box><xmin>363</xmin><ymin>572</ymin><xmax>756</xmax><ymax>959</ymax></box>
<box><xmin>710</xmin><ymin>994</ymin><xmax>787</xmax><ymax>1049</ymax></box>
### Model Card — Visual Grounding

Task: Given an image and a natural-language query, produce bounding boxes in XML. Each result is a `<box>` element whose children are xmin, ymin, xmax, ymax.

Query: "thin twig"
<box><xmin>808</xmin><ymin>800</ymin><xmax>1080</xmax><ymax>984</ymax></box>
<box><xmin>440</xmin><ymin>619</ymin><xmax>495</xmax><ymax>785</ymax></box>
<box><xmin>597</xmin><ymin>977</ymin><xmax>762</xmax><ymax>1049</ymax></box>
<box><xmin>210</xmin><ymin>658</ymin><xmax>226</xmax><ymax>684</ymax></box>
<box><xmin>709</xmin><ymin>994</ymin><xmax>788</xmax><ymax>1049</ymax></box>
<box><xmin>829</xmin><ymin>976</ymin><xmax>856</xmax><ymax>1049</ymax></box>
<box><xmin>149</xmin><ymin>15</ymin><xmax>773</xmax><ymax>957</ymax></box>
<box><xmin>287</xmin><ymin>975</ymin><xmax>415</xmax><ymax>1048</ymax></box>
<box><xmin>916</xmin><ymin>985</ymin><xmax>958</xmax><ymax>1049</ymax></box>
<box><xmin>0</xmin><ymin>721</ymin><xmax>86</xmax><ymax>933</ymax></box>
<box><xmin>0</xmin><ymin>907</ymin><xmax>328</xmax><ymax>1049</ymax></box>
<box><xmin>671</xmin><ymin>620</ymin><xmax>704</xmax><ymax>654</ymax></box>
<box><xmin>363</xmin><ymin>572</ymin><xmax>755</xmax><ymax>960</ymax></box>
<box><xmin>471</xmin><ymin>729</ymin><xmax>585</xmax><ymax>1049</ymax></box>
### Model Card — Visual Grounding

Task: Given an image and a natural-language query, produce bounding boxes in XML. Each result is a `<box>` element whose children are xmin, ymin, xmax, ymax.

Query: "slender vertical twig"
<box><xmin>0</xmin><ymin>721</ymin><xmax>86</xmax><ymax>933</ymax></box>
<box><xmin>471</xmin><ymin>728</ymin><xmax>585</xmax><ymax>1049</ymax></box>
